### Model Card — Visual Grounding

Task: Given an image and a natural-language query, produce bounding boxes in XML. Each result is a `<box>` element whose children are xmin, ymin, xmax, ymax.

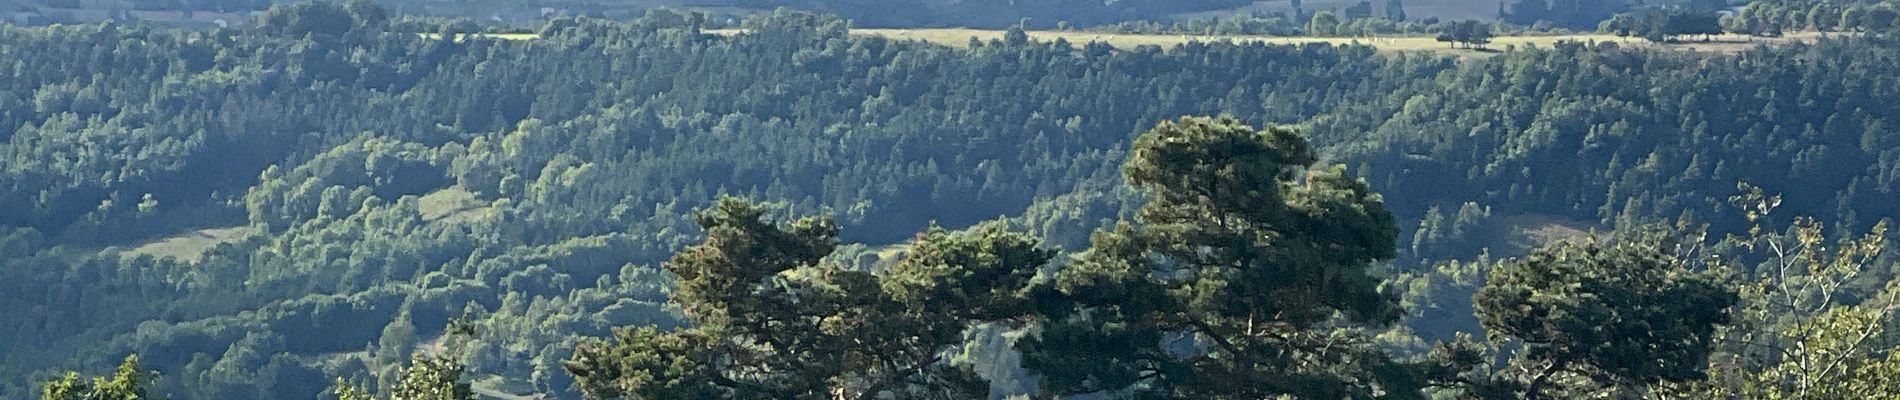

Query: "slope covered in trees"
<box><xmin>4</xmin><ymin>0</ymin><xmax>1262</xmax><ymax>29</ymax></box>
<box><xmin>6</xmin><ymin>2</ymin><xmax>1900</xmax><ymax>398</ymax></box>
<box><xmin>0</xmin><ymin>7</ymin><xmax>1424</xmax><ymax>397</ymax></box>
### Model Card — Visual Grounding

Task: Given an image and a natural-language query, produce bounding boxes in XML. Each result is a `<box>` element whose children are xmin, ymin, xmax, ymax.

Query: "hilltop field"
<box><xmin>1174</xmin><ymin>0</ymin><xmax>1503</xmax><ymax>22</ymax></box>
<box><xmin>12</xmin><ymin>2</ymin><xmax>1900</xmax><ymax>397</ymax></box>
<box><xmin>454</xmin><ymin>28</ymin><xmax>1836</xmax><ymax>56</ymax></box>
<box><xmin>845</xmin><ymin>28</ymin><xmax>1828</xmax><ymax>55</ymax></box>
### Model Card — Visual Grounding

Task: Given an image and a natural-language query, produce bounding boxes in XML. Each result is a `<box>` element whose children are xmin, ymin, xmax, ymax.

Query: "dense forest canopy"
<box><xmin>6</xmin><ymin>0</ymin><xmax>1900</xmax><ymax>398</ymax></box>
<box><xmin>3</xmin><ymin>0</ymin><xmax>1287</xmax><ymax>29</ymax></box>
<box><xmin>6</xmin><ymin>0</ymin><xmax>1712</xmax><ymax>30</ymax></box>
<box><xmin>729</xmin><ymin>0</ymin><xmax>1257</xmax><ymax>28</ymax></box>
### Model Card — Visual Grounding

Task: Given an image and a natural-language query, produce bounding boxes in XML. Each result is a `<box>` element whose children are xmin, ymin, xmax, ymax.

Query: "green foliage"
<box><xmin>1388</xmin><ymin>255</ymin><xmax>1492</xmax><ymax>347</ymax></box>
<box><xmin>327</xmin><ymin>322</ymin><xmax>477</xmax><ymax>400</ymax></box>
<box><xmin>1434</xmin><ymin>20</ymin><xmax>1494</xmax><ymax>48</ymax></box>
<box><xmin>566</xmin><ymin>198</ymin><xmax>1051</xmax><ymax>399</ymax></box>
<box><xmin>1308</xmin><ymin>10</ymin><xmax>1343</xmax><ymax>36</ymax></box>
<box><xmin>565</xmin><ymin>117</ymin><xmax>1474</xmax><ymax>399</ymax></box>
<box><xmin>386</xmin><ymin>355</ymin><xmax>475</xmax><ymax>400</ymax></box>
<box><xmin>1475</xmin><ymin>236</ymin><xmax>1736</xmax><ymax>398</ymax></box>
<box><xmin>1503</xmin><ymin>0</ymin><xmax>1629</xmax><ymax>30</ymax></box>
<box><xmin>7</xmin><ymin>4</ymin><xmax>1900</xmax><ymax>399</ymax></box>
<box><xmin>565</xmin><ymin>327</ymin><xmax>724</xmax><ymax>399</ymax></box>
<box><xmin>1730</xmin><ymin>0</ymin><xmax>1900</xmax><ymax>35</ymax></box>
<box><xmin>733</xmin><ymin>0</ymin><xmax>1252</xmax><ymax>29</ymax></box>
<box><xmin>1089</xmin><ymin>10</ymin><xmax>1484</xmax><ymax>37</ymax></box>
<box><xmin>332</xmin><ymin>378</ymin><xmax>374</xmax><ymax>400</ymax></box>
<box><xmin>41</xmin><ymin>355</ymin><xmax>160</xmax><ymax>400</ymax></box>
<box><xmin>1694</xmin><ymin>184</ymin><xmax>1900</xmax><ymax>399</ymax></box>
<box><xmin>1601</xmin><ymin>9</ymin><xmax>1723</xmax><ymax>42</ymax></box>
<box><xmin>255</xmin><ymin>0</ymin><xmax>387</xmax><ymax>38</ymax></box>
<box><xmin>1020</xmin><ymin>116</ymin><xmax>1429</xmax><ymax>398</ymax></box>
<box><xmin>1345</xmin><ymin>1</ymin><xmax>1376</xmax><ymax>20</ymax></box>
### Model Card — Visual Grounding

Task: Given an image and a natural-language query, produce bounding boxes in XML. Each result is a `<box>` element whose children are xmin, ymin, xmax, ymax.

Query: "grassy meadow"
<box><xmin>1172</xmin><ymin>0</ymin><xmax>1503</xmax><ymax>22</ymax></box>
<box><xmin>464</xmin><ymin>27</ymin><xmax>1825</xmax><ymax>56</ymax></box>
<box><xmin>536</xmin><ymin>28</ymin><xmax>1833</xmax><ymax>56</ymax></box>
<box><xmin>847</xmin><ymin>29</ymin><xmax>1829</xmax><ymax>56</ymax></box>
<box><xmin>124</xmin><ymin>226</ymin><xmax>256</xmax><ymax>263</ymax></box>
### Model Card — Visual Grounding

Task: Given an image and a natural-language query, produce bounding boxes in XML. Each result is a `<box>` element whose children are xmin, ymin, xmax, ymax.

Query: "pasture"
<box><xmin>849</xmin><ymin>29</ymin><xmax>1829</xmax><ymax>56</ymax></box>
<box><xmin>123</xmin><ymin>226</ymin><xmax>256</xmax><ymax>263</ymax></box>
<box><xmin>466</xmin><ymin>27</ymin><xmax>1827</xmax><ymax>57</ymax></box>
<box><xmin>1172</xmin><ymin>0</ymin><xmax>1504</xmax><ymax>22</ymax></box>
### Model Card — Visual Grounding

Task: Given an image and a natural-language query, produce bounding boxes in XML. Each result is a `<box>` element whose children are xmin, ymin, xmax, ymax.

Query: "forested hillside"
<box><xmin>7</xmin><ymin>1</ymin><xmax>1900</xmax><ymax>399</ymax></box>
<box><xmin>3</xmin><ymin>0</ymin><xmax>1268</xmax><ymax>29</ymax></box>
<box><xmin>1</xmin><ymin>0</ymin><xmax>1686</xmax><ymax>30</ymax></box>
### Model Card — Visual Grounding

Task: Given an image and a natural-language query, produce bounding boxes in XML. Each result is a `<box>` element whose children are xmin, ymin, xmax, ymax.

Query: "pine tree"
<box><xmin>1020</xmin><ymin>116</ymin><xmax>1448</xmax><ymax>398</ymax></box>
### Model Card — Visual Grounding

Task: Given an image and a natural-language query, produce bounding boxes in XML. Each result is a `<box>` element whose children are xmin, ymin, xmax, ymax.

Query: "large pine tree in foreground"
<box><xmin>563</xmin><ymin>116</ymin><xmax>1473</xmax><ymax>399</ymax></box>
<box><xmin>1021</xmin><ymin>116</ymin><xmax>1449</xmax><ymax>398</ymax></box>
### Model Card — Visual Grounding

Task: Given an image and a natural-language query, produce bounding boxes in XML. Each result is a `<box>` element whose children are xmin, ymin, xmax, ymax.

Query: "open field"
<box><xmin>1492</xmin><ymin>214</ymin><xmax>1600</xmax><ymax>253</ymax></box>
<box><xmin>849</xmin><ymin>29</ymin><xmax>1830</xmax><ymax>55</ymax></box>
<box><xmin>123</xmin><ymin>226</ymin><xmax>256</xmax><ymax>263</ymax></box>
<box><xmin>682</xmin><ymin>28</ymin><xmax>1834</xmax><ymax>56</ymax></box>
<box><xmin>471</xmin><ymin>375</ymin><xmax>546</xmax><ymax>400</ymax></box>
<box><xmin>418</xmin><ymin>187</ymin><xmax>495</xmax><ymax>223</ymax></box>
<box><xmin>424</xmin><ymin>32</ymin><xmax>542</xmax><ymax>41</ymax></box>
<box><xmin>1174</xmin><ymin>0</ymin><xmax>1500</xmax><ymax>22</ymax></box>
<box><xmin>470</xmin><ymin>28</ymin><xmax>1828</xmax><ymax>56</ymax></box>
<box><xmin>455</xmin><ymin>32</ymin><xmax>541</xmax><ymax>41</ymax></box>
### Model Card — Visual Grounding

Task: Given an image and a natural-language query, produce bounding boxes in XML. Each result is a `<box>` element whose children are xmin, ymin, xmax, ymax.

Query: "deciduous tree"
<box><xmin>42</xmin><ymin>355</ymin><xmax>160</xmax><ymax>400</ymax></box>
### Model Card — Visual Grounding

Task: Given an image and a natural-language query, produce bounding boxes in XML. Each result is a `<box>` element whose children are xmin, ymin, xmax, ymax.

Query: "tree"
<box><xmin>1504</xmin><ymin>0</ymin><xmax>1548</xmax><ymax>25</ymax></box>
<box><xmin>1865</xmin><ymin>6</ymin><xmax>1899</xmax><ymax>34</ymax></box>
<box><xmin>1385</xmin><ymin>0</ymin><xmax>1407</xmax><ymax>21</ymax></box>
<box><xmin>1696</xmin><ymin>184</ymin><xmax>1900</xmax><ymax>398</ymax></box>
<box><xmin>340</xmin><ymin>0</ymin><xmax>386</xmax><ymax>31</ymax></box>
<box><xmin>1345</xmin><ymin>1</ymin><xmax>1375</xmax><ymax>20</ymax></box>
<box><xmin>1307</xmin><ymin>10</ymin><xmax>1341</xmax><ymax>36</ymax></box>
<box><xmin>1673</xmin><ymin>10</ymin><xmax>1726</xmax><ymax>41</ymax></box>
<box><xmin>1018</xmin><ymin>116</ymin><xmax>1439</xmax><ymax>398</ymax></box>
<box><xmin>1721</xmin><ymin>15</ymin><xmax>1749</xmax><ymax>36</ymax></box>
<box><xmin>386</xmin><ymin>355</ymin><xmax>476</xmax><ymax>400</ymax></box>
<box><xmin>328</xmin><ymin>354</ymin><xmax>477</xmax><ymax>400</ymax></box>
<box><xmin>1507</xmin><ymin>0</ymin><xmax>1625</xmax><ymax>29</ymax></box>
<box><xmin>255</xmin><ymin>0</ymin><xmax>359</xmax><ymax>37</ymax></box>
<box><xmin>1610</xmin><ymin>9</ymin><xmax>1724</xmax><ymax>42</ymax></box>
<box><xmin>18</xmin><ymin>7</ymin><xmax>1900</xmax><ymax>398</ymax></box>
<box><xmin>1436</xmin><ymin>20</ymin><xmax>1493</xmax><ymax>49</ymax></box>
<box><xmin>376</xmin><ymin>314</ymin><xmax>420</xmax><ymax>391</ymax></box>
<box><xmin>333</xmin><ymin>378</ymin><xmax>375</xmax><ymax>400</ymax></box>
<box><xmin>1839</xmin><ymin>4</ymin><xmax>1865</xmax><ymax>32</ymax></box>
<box><xmin>378</xmin><ymin>315</ymin><xmax>419</xmax><ymax>365</ymax></box>
<box><xmin>564</xmin><ymin>198</ymin><xmax>1052</xmax><ymax>399</ymax></box>
<box><xmin>42</xmin><ymin>355</ymin><xmax>161</xmax><ymax>400</ymax></box>
<box><xmin>1474</xmin><ymin>236</ymin><xmax>1736</xmax><ymax>399</ymax></box>
<box><xmin>1467</xmin><ymin>21</ymin><xmax>1494</xmax><ymax>49</ymax></box>
<box><xmin>1003</xmin><ymin>25</ymin><xmax>1029</xmax><ymax>46</ymax></box>
<box><xmin>333</xmin><ymin>322</ymin><xmax>479</xmax><ymax>400</ymax></box>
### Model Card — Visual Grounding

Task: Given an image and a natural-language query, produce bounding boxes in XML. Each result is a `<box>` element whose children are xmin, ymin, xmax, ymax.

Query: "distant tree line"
<box><xmin>1602</xmin><ymin>9</ymin><xmax>1725</xmax><ymax>42</ymax></box>
<box><xmin>1600</xmin><ymin>1</ymin><xmax>1900</xmax><ymax>43</ymax></box>
<box><xmin>1435</xmin><ymin>20</ymin><xmax>1495</xmax><ymax>48</ymax></box>
<box><xmin>732</xmin><ymin>0</ymin><xmax>1254</xmax><ymax>28</ymax></box>
<box><xmin>1502</xmin><ymin>0</ymin><xmax>1635</xmax><ymax>30</ymax></box>
<box><xmin>1726</xmin><ymin>0</ymin><xmax>1900</xmax><ymax>36</ymax></box>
